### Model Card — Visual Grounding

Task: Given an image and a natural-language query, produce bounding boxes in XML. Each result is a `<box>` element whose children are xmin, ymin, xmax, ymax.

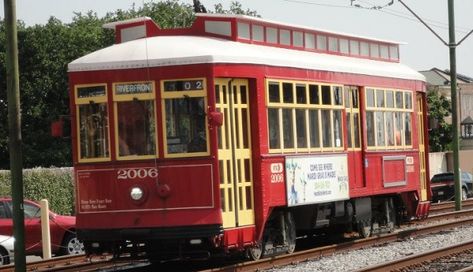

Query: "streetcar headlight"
<box><xmin>130</xmin><ymin>187</ymin><xmax>144</xmax><ymax>201</ymax></box>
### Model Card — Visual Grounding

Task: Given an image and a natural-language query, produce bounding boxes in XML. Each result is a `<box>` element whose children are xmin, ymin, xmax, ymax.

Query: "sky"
<box><xmin>1</xmin><ymin>0</ymin><xmax>473</xmax><ymax>76</ymax></box>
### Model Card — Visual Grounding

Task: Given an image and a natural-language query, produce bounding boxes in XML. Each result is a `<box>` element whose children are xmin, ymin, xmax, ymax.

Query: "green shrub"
<box><xmin>0</xmin><ymin>168</ymin><xmax>74</xmax><ymax>215</ymax></box>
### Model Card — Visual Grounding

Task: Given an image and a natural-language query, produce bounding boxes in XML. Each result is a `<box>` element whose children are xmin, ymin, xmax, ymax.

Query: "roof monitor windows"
<box><xmin>305</xmin><ymin>33</ymin><xmax>315</xmax><ymax>49</ymax></box>
<box><xmin>328</xmin><ymin>37</ymin><xmax>338</xmax><ymax>52</ymax></box>
<box><xmin>350</xmin><ymin>40</ymin><xmax>359</xmax><ymax>55</ymax></box>
<box><xmin>317</xmin><ymin>35</ymin><xmax>327</xmax><ymax>50</ymax></box>
<box><xmin>380</xmin><ymin>45</ymin><xmax>389</xmax><ymax>59</ymax></box>
<box><xmin>252</xmin><ymin>24</ymin><xmax>264</xmax><ymax>42</ymax></box>
<box><xmin>293</xmin><ymin>31</ymin><xmax>303</xmax><ymax>47</ymax></box>
<box><xmin>205</xmin><ymin>20</ymin><xmax>232</xmax><ymax>37</ymax></box>
<box><xmin>360</xmin><ymin>41</ymin><xmax>369</xmax><ymax>57</ymax></box>
<box><xmin>237</xmin><ymin>22</ymin><xmax>250</xmax><ymax>39</ymax></box>
<box><xmin>280</xmin><ymin>29</ymin><xmax>291</xmax><ymax>46</ymax></box>
<box><xmin>266</xmin><ymin>27</ymin><xmax>278</xmax><ymax>44</ymax></box>
<box><xmin>390</xmin><ymin>45</ymin><xmax>399</xmax><ymax>60</ymax></box>
<box><xmin>370</xmin><ymin>43</ymin><xmax>380</xmax><ymax>58</ymax></box>
<box><xmin>340</xmin><ymin>39</ymin><xmax>349</xmax><ymax>54</ymax></box>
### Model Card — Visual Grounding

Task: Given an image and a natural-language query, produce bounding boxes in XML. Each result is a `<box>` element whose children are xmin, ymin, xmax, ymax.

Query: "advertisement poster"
<box><xmin>286</xmin><ymin>154</ymin><xmax>349</xmax><ymax>206</ymax></box>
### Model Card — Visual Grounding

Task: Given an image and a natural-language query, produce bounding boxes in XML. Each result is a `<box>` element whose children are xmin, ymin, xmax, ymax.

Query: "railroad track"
<box><xmin>0</xmin><ymin>254</ymin><xmax>147</xmax><ymax>272</ymax></box>
<box><xmin>430</xmin><ymin>199</ymin><xmax>473</xmax><ymax>214</ymax></box>
<box><xmin>202</xmin><ymin>211</ymin><xmax>473</xmax><ymax>272</ymax></box>
<box><xmin>3</xmin><ymin>205</ymin><xmax>473</xmax><ymax>272</ymax></box>
<box><xmin>356</xmin><ymin>239</ymin><xmax>473</xmax><ymax>272</ymax></box>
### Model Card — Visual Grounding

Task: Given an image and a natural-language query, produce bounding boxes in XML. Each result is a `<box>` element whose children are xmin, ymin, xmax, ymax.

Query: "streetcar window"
<box><xmin>283</xmin><ymin>109</ymin><xmax>294</xmax><ymax>148</ymax></box>
<box><xmin>116</xmin><ymin>100</ymin><xmax>156</xmax><ymax>156</ymax></box>
<box><xmin>113</xmin><ymin>81</ymin><xmax>157</xmax><ymax>159</ymax></box>
<box><xmin>370</xmin><ymin>43</ymin><xmax>379</xmax><ymax>58</ymax></box>
<box><xmin>390</xmin><ymin>45</ymin><xmax>399</xmax><ymax>60</ymax></box>
<box><xmin>321</xmin><ymin>110</ymin><xmax>332</xmax><ymax>147</ymax></box>
<box><xmin>405</xmin><ymin>113</ymin><xmax>412</xmax><ymax>145</ymax></box>
<box><xmin>75</xmin><ymin>84</ymin><xmax>110</xmax><ymax>162</ymax></box>
<box><xmin>360</xmin><ymin>42</ymin><xmax>369</xmax><ymax>57</ymax></box>
<box><xmin>305</xmin><ymin>33</ymin><xmax>315</xmax><ymax>49</ymax></box>
<box><xmin>386</xmin><ymin>112</ymin><xmax>395</xmax><ymax>146</ymax></box>
<box><xmin>283</xmin><ymin>83</ymin><xmax>294</xmax><ymax>103</ymax></box>
<box><xmin>365</xmin><ymin>87</ymin><xmax>414</xmax><ymax>149</ymax></box>
<box><xmin>280</xmin><ymin>29</ymin><xmax>291</xmax><ymax>45</ymax></box>
<box><xmin>345</xmin><ymin>86</ymin><xmax>361</xmax><ymax>150</ymax></box>
<box><xmin>321</xmin><ymin>85</ymin><xmax>331</xmax><ymax>105</ymax></box>
<box><xmin>293</xmin><ymin>31</ymin><xmax>303</xmax><ymax>47</ymax></box>
<box><xmin>252</xmin><ymin>24</ymin><xmax>264</xmax><ymax>42</ymax></box>
<box><xmin>268</xmin><ymin>82</ymin><xmax>280</xmax><ymax>103</ymax></box>
<box><xmin>78</xmin><ymin>103</ymin><xmax>109</xmax><ymax>160</ymax></box>
<box><xmin>309</xmin><ymin>109</ymin><xmax>320</xmax><ymax>148</ymax></box>
<box><xmin>317</xmin><ymin>35</ymin><xmax>327</xmax><ymax>50</ymax></box>
<box><xmin>165</xmin><ymin>98</ymin><xmax>207</xmax><ymax>154</ymax></box>
<box><xmin>237</xmin><ymin>22</ymin><xmax>250</xmax><ymax>39</ymax></box>
<box><xmin>328</xmin><ymin>37</ymin><xmax>338</xmax><ymax>52</ymax></box>
<box><xmin>268</xmin><ymin>108</ymin><xmax>281</xmax><ymax>149</ymax></box>
<box><xmin>350</xmin><ymin>40</ymin><xmax>359</xmax><ymax>56</ymax></box>
<box><xmin>340</xmin><ymin>39</ymin><xmax>349</xmax><ymax>54</ymax></box>
<box><xmin>366</xmin><ymin>112</ymin><xmax>375</xmax><ymax>147</ymax></box>
<box><xmin>266</xmin><ymin>27</ymin><xmax>278</xmax><ymax>44</ymax></box>
<box><xmin>334</xmin><ymin>86</ymin><xmax>343</xmax><ymax>106</ymax></box>
<box><xmin>366</xmin><ymin>88</ymin><xmax>375</xmax><ymax>107</ymax></box>
<box><xmin>380</xmin><ymin>45</ymin><xmax>389</xmax><ymax>59</ymax></box>
<box><xmin>296</xmin><ymin>109</ymin><xmax>307</xmax><ymax>148</ymax></box>
<box><xmin>162</xmin><ymin>78</ymin><xmax>208</xmax><ymax>157</ymax></box>
<box><xmin>267</xmin><ymin>79</ymin><xmax>344</xmax><ymax>153</ymax></box>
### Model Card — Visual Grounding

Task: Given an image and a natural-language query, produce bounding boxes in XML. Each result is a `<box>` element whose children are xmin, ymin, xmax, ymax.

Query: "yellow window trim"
<box><xmin>161</xmin><ymin>78</ymin><xmax>210</xmax><ymax>158</ymax></box>
<box><xmin>112</xmin><ymin>80</ymin><xmax>159</xmax><ymax>160</ymax></box>
<box><xmin>75</xmin><ymin>83</ymin><xmax>108</xmax><ymax>104</ymax></box>
<box><xmin>74</xmin><ymin>83</ymin><xmax>111</xmax><ymax>163</ymax></box>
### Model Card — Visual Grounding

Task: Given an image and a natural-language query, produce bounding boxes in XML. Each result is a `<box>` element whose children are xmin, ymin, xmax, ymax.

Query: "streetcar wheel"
<box><xmin>358</xmin><ymin>221</ymin><xmax>372</xmax><ymax>238</ymax></box>
<box><xmin>246</xmin><ymin>240</ymin><xmax>263</xmax><ymax>261</ymax></box>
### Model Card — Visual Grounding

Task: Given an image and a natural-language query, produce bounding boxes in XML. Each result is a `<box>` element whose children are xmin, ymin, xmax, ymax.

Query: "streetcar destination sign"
<box><xmin>115</xmin><ymin>82</ymin><xmax>153</xmax><ymax>95</ymax></box>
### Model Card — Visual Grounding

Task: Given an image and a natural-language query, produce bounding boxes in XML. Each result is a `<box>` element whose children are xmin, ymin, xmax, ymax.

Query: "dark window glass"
<box><xmin>79</xmin><ymin>103</ymin><xmax>109</xmax><ymax>159</ymax></box>
<box><xmin>268</xmin><ymin>108</ymin><xmax>280</xmax><ymax>149</ymax></box>
<box><xmin>296</xmin><ymin>84</ymin><xmax>307</xmax><ymax>104</ymax></box>
<box><xmin>322</xmin><ymin>85</ymin><xmax>331</xmax><ymax>105</ymax></box>
<box><xmin>321</xmin><ymin>110</ymin><xmax>332</xmax><ymax>147</ymax></box>
<box><xmin>283</xmin><ymin>83</ymin><xmax>294</xmax><ymax>103</ymax></box>
<box><xmin>309</xmin><ymin>110</ymin><xmax>320</xmax><ymax>148</ymax></box>
<box><xmin>367</xmin><ymin>112</ymin><xmax>375</xmax><ymax>146</ymax></box>
<box><xmin>309</xmin><ymin>85</ymin><xmax>319</xmax><ymax>104</ymax></box>
<box><xmin>296</xmin><ymin>109</ymin><xmax>307</xmax><ymax>148</ymax></box>
<box><xmin>333</xmin><ymin>86</ymin><xmax>343</xmax><ymax>105</ymax></box>
<box><xmin>268</xmin><ymin>82</ymin><xmax>280</xmax><ymax>103</ymax></box>
<box><xmin>376</xmin><ymin>89</ymin><xmax>385</xmax><ymax>108</ymax></box>
<box><xmin>283</xmin><ymin>109</ymin><xmax>294</xmax><ymax>148</ymax></box>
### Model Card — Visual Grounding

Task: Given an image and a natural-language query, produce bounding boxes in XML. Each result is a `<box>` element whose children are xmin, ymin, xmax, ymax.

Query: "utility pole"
<box><xmin>3</xmin><ymin>0</ymin><xmax>27</xmax><ymax>270</ymax></box>
<box><xmin>447</xmin><ymin>0</ymin><xmax>461</xmax><ymax>211</ymax></box>
<box><xmin>398</xmin><ymin>0</ymin><xmax>473</xmax><ymax>211</ymax></box>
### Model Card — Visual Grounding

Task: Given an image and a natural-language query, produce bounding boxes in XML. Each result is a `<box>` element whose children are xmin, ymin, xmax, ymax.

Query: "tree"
<box><xmin>427</xmin><ymin>86</ymin><xmax>453</xmax><ymax>152</ymax></box>
<box><xmin>0</xmin><ymin>1</ymin><xmax>258</xmax><ymax>169</ymax></box>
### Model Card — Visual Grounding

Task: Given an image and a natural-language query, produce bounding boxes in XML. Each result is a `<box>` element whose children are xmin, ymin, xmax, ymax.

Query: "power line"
<box><xmin>282</xmin><ymin>0</ymin><xmax>472</xmax><ymax>35</ymax></box>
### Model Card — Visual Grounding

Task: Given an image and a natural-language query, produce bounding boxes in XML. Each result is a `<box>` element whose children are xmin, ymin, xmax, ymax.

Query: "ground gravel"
<box><xmin>266</xmin><ymin>224</ymin><xmax>473</xmax><ymax>272</ymax></box>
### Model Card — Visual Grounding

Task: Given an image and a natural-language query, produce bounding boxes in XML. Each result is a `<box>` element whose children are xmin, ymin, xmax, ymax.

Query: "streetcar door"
<box><xmin>215</xmin><ymin>78</ymin><xmax>254</xmax><ymax>228</ymax></box>
<box><xmin>416</xmin><ymin>93</ymin><xmax>428</xmax><ymax>201</ymax></box>
<box><xmin>345</xmin><ymin>86</ymin><xmax>364</xmax><ymax>188</ymax></box>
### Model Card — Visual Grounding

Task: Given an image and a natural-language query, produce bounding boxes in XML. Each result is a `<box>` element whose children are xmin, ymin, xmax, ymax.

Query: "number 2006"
<box><xmin>117</xmin><ymin>168</ymin><xmax>158</xmax><ymax>179</ymax></box>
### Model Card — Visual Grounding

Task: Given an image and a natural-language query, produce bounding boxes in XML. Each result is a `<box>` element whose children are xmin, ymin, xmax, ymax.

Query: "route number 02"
<box><xmin>117</xmin><ymin>168</ymin><xmax>158</xmax><ymax>179</ymax></box>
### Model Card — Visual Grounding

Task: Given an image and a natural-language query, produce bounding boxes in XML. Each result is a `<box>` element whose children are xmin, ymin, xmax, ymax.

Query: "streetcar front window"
<box><xmin>116</xmin><ymin>100</ymin><xmax>156</xmax><ymax>156</ymax></box>
<box><xmin>79</xmin><ymin>103</ymin><xmax>109</xmax><ymax>159</ymax></box>
<box><xmin>113</xmin><ymin>81</ymin><xmax>157</xmax><ymax>159</ymax></box>
<box><xmin>165</xmin><ymin>97</ymin><xmax>207</xmax><ymax>154</ymax></box>
<box><xmin>162</xmin><ymin>78</ymin><xmax>208</xmax><ymax>157</ymax></box>
<box><xmin>75</xmin><ymin>84</ymin><xmax>110</xmax><ymax>162</ymax></box>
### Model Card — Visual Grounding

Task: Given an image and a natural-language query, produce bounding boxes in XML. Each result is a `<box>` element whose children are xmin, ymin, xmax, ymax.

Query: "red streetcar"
<box><xmin>67</xmin><ymin>14</ymin><xmax>430</xmax><ymax>260</ymax></box>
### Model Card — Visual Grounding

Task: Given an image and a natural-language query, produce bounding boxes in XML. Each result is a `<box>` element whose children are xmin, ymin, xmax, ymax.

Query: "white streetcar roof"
<box><xmin>68</xmin><ymin>35</ymin><xmax>424</xmax><ymax>81</ymax></box>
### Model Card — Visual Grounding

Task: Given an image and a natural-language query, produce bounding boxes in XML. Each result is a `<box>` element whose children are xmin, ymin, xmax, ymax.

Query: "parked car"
<box><xmin>0</xmin><ymin>198</ymin><xmax>83</xmax><ymax>257</ymax></box>
<box><xmin>0</xmin><ymin>235</ymin><xmax>14</xmax><ymax>265</ymax></box>
<box><xmin>430</xmin><ymin>172</ymin><xmax>473</xmax><ymax>202</ymax></box>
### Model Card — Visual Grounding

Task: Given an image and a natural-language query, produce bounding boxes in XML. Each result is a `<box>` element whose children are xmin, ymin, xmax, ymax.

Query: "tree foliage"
<box><xmin>427</xmin><ymin>87</ymin><xmax>453</xmax><ymax>152</ymax></box>
<box><xmin>0</xmin><ymin>1</ymin><xmax>258</xmax><ymax>169</ymax></box>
